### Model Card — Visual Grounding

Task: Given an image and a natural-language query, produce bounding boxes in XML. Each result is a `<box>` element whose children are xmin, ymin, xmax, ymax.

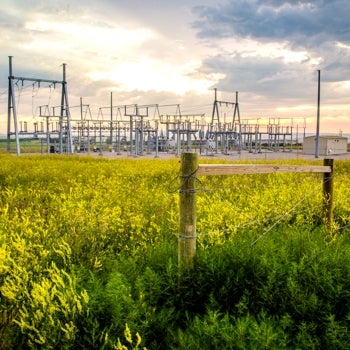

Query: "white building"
<box><xmin>303</xmin><ymin>135</ymin><xmax>348</xmax><ymax>155</ymax></box>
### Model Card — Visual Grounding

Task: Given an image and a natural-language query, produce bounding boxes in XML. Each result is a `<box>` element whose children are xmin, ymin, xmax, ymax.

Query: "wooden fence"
<box><xmin>178</xmin><ymin>152</ymin><xmax>334</xmax><ymax>268</ymax></box>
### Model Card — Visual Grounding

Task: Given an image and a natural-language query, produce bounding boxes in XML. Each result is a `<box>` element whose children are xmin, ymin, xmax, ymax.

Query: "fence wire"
<box><xmin>173</xmin><ymin>164</ymin><xmax>340</xmax><ymax>245</ymax></box>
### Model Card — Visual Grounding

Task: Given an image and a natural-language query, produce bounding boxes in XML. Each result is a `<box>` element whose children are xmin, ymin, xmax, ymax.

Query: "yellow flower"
<box><xmin>124</xmin><ymin>324</ymin><xmax>132</xmax><ymax>344</ymax></box>
<box><xmin>136</xmin><ymin>332</ymin><xmax>142</xmax><ymax>347</ymax></box>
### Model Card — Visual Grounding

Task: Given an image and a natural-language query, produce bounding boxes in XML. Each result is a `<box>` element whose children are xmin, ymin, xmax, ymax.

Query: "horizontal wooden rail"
<box><xmin>179</xmin><ymin>153</ymin><xmax>334</xmax><ymax>272</ymax></box>
<box><xmin>197</xmin><ymin>164</ymin><xmax>332</xmax><ymax>176</ymax></box>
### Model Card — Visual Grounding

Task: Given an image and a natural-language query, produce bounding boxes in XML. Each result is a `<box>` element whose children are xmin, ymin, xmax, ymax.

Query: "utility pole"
<box><xmin>315</xmin><ymin>70</ymin><xmax>321</xmax><ymax>158</ymax></box>
<box><xmin>211</xmin><ymin>88</ymin><xmax>220</xmax><ymax>125</ymax></box>
<box><xmin>7</xmin><ymin>56</ymin><xmax>20</xmax><ymax>155</ymax></box>
<box><xmin>59</xmin><ymin>63</ymin><xmax>74</xmax><ymax>154</ymax></box>
<box><xmin>110</xmin><ymin>92</ymin><xmax>113</xmax><ymax>151</ymax></box>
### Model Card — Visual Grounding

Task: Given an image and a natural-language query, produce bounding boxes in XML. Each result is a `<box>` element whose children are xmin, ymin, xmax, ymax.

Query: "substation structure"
<box><xmin>12</xmin><ymin>106</ymin><xmax>301</xmax><ymax>157</ymax></box>
<box><xmin>7</xmin><ymin>56</ymin><xmax>73</xmax><ymax>156</ymax></box>
<box><xmin>7</xmin><ymin>57</ymin><xmax>303</xmax><ymax>157</ymax></box>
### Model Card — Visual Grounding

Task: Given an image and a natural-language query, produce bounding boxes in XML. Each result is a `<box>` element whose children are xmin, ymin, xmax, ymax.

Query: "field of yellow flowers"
<box><xmin>2</xmin><ymin>154</ymin><xmax>350</xmax><ymax>349</ymax></box>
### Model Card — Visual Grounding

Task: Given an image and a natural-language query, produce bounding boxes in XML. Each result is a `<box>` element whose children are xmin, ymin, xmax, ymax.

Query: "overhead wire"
<box><xmin>15</xmin><ymin>80</ymin><xmax>24</xmax><ymax>115</ymax></box>
<box><xmin>31</xmin><ymin>82</ymin><xmax>40</xmax><ymax>119</ymax></box>
<box><xmin>47</xmin><ymin>82</ymin><xmax>56</xmax><ymax>108</ymax></box>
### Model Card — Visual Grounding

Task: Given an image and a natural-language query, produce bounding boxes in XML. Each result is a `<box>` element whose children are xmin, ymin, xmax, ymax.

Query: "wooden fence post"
<box><xmin>323</xmin><ymin>158</ymin><xmax>334</xmax><ymax>229</ymax></box>
<box><xmin>178</xmin><ymin>152</ymin><xmax>198</xmax><ymax>269</ymax></box>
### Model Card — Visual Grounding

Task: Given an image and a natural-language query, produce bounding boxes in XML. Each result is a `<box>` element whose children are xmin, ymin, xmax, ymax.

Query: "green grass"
<box><xmin>1</xmin><ymin>154</ymin><xmax>350</xmax><ymax>349</ymax></box>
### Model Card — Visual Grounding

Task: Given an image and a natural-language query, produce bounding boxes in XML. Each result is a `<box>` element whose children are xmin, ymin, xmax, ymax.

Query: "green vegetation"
<box><xmin>1</xmin><ymin>154</ymin><xmax>350</xmax><ymax>349</ymax></box>
<box><xmin>0</xmin><ymin>139</ymin><xmax>46</xmax><ymax>154</ymax></box>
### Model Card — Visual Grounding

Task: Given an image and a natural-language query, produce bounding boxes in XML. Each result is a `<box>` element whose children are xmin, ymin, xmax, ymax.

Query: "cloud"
<box><xmin>190</xmin><ymin>0</ymin><xmax>350</xmax><ymax>120</ymax></box>
<box><xmin>1</xmin><ymin>0</ymin><xmax>349</xmax><ymax>134</ymax></box>
<box><xmin>202</xmin><ymin>52</ymin><xmax>314</xmax><ymax>98</ymax></box>
<box><xmin>193</xmin><ymin>0</ymin><xmax>350</xmax><ymax>47</ymax></box>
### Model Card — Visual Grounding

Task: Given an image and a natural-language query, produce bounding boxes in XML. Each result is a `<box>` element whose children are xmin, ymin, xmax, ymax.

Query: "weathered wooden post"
<box><xmin>178</xmin><ymin>152</ymin><xmax>198</xmax><ymax>269</ymax></box>
<box><xmin>323</xmin><ymin>158</ymin><xmax>334</xmax><ymax>229</ymax></box>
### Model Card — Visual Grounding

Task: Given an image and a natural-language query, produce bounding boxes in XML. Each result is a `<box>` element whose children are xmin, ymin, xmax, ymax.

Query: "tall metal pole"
<box><xmin>211</xmin><ymin>87</ymin><xmax>219</xmax><ymax>125</ymax></box>
<box><xmin>59</xmin><ymin>63</ymin><xmax>73</xmax><ymax>154</ymax></box>
<box><xmin>7</xmin><ymin>56</ymin><xmax>12</xmax><ymax>153</ymax></box>
<box><xmin>65</xmin><ymin>64</ymin><xmax>74</xmax><ymax>154</ymax></box>
<box><xmin>155</xmin><ymin>120</ymin><xmax>159</xmax><ymax>158</ymax></box>
<box><xmin>110</xmin><ymin>92</ymin><xmax>113</xmax><ymax>151</ymax></box>
<box><xmin>315</xmin><ymin>70</ymin><xmax>321</xmax><ymax>158</ymax></box>
<box><xmin>116</xmin><ymin>121</ymin><xmax>121</xmax><ymax>155</ymax></box>
<box><xmin>129</xmin><ymin>115</ymin><xmax>133</xmax><ymax>156</ymax></box>
<box><xmin>99</xmin><ymin>121</ymin><xmax>103</xmax><ymax>155</ymax></box>
<box><xmin>78</xmin><ymin>97</ymin><xmax>83</xmax><ymax>149</ymax></box>
<box><xmin>140</xmin><ymin>115</ymin><xmax>144</xmax><ymax>156</ymax></box>
<box><xmin>59</xmin><ymin>65</ymin><xmax>65</xmax><ymax>153</ymax></box>
<box><xmin>46</xmin><ymin>113</ymin><xmax>50</xmax><ymax>154</ymax></box>
<box><xmin>234</xmin><ymin>91</ymin><xmax>242</xmax><ymax>154</ymax></box>
<box><xmin>7</xmin><ymin>56</ymin><xmax>20</xmax><ymax>155</ymax></box>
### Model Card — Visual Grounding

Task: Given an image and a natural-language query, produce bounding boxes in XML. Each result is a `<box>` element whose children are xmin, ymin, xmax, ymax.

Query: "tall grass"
<box><xmin>1</xmin><ymin>154</ymin><xmax>350</xmax><ymax>348</ymax></box>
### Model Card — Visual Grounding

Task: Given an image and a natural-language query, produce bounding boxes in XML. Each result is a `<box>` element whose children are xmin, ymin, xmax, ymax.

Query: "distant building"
<box><xmin>303</xmin><ymin>135</ymin><xmax>348</xmax><ymax>155</ymax></box>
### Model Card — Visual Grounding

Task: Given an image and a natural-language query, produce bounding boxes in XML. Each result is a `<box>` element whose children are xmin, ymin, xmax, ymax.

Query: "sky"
<box><xmin>0</xmin><ymin>0</ymin><xmax>350</xmax><ymax>135</ymax></box>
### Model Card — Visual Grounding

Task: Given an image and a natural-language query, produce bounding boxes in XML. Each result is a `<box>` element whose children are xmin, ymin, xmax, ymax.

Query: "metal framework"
<box><xmin>7</xmin><ymin>56</ymin><xmax>73</xmax><ymax>155</ymax></box>
<box><xmin>207</xmin><ymin>88</ymin><xmax>242</xmax><ymax>154</ymax></box>
<box><xmin>6</xmin><ymin>57</ymin><xmax>304</xmax><ymax>157</ymax></box>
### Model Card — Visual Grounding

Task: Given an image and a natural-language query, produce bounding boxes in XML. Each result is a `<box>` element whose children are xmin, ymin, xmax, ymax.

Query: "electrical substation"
<box><xmin>6</xmin><ymin>57</ymin><xmax>305</xmax><ymax>156</ymax></box>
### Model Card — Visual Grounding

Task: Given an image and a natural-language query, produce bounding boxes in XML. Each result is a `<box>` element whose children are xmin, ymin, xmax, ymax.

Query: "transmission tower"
<box><xmin>211</xmin><ymin>88</ymin><xmax>241</xmax><ymax>126</ymax></box>
<box><xmin>210</xmin><ymin>88</ymin><xmax>242</xmax><ymax>151</ymax></box>
<box><xmin>7</xmin><ymin>56</ymin><xmax>73</xmax><ymax>155</ymax></box>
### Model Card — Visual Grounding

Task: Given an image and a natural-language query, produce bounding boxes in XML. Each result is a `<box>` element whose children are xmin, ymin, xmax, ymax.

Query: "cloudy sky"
<box><xmin>0</xmin><ymin>0</ymin><xmax>349</xmax><ymax>134</ymax></box>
